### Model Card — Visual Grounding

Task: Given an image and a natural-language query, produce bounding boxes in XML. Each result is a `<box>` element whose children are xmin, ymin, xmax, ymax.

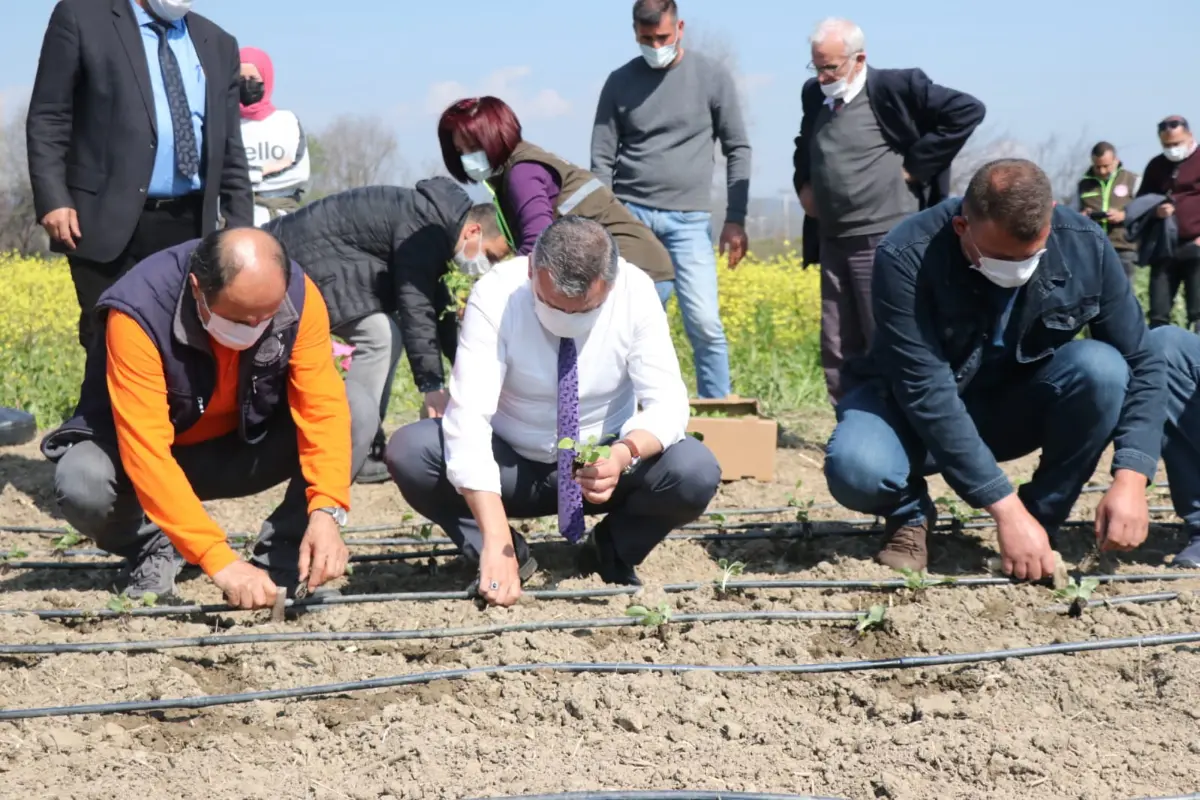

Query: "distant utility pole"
<box><xmin>780</xmin><ymin>190</ymin><xmax>791</xmax><ymax>242</ymax></box>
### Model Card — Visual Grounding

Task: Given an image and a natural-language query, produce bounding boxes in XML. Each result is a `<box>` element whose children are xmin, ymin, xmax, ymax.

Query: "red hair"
<box><xmin>437</xmin><ymin>96</ymin><xmax>524</xmax><ymax>183</ymax></box>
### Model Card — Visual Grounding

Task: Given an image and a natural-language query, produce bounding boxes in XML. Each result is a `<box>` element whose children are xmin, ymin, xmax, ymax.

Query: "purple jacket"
<box><xmin>503</xmin><ymin>162</ymin><xmax>562</xmax><ymax>255</ymax></box>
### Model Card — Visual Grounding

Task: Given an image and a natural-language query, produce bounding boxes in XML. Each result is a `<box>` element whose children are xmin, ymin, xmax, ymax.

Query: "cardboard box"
<box><xmin>686</xmin><ymin>398</ymin><xmax>777</xmax><ymax>482</ymax></box>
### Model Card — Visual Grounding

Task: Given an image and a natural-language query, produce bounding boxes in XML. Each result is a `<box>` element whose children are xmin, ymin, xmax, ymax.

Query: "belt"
<box><xmin>144</xmin><ymin>193</ymin><xmax>202</xmax><ymax>211</ymax></box>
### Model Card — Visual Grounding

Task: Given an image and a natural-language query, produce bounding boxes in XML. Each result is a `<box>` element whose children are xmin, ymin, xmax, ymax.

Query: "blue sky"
<box><xmin>4</xmin><ymin>0</ymin><xmax>1199</xmax><ymax>197</ymax></box>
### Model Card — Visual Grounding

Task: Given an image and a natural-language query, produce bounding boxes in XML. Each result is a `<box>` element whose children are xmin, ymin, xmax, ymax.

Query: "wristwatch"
<box><xmin>616</xmin><ymin>438</ymin><xmax>641</xmax><ymax>474</ymax></box>
<box><xmin>315</xmin><ymin>506</ymin><xmax>348</xmax><ymax>527</ymax></box>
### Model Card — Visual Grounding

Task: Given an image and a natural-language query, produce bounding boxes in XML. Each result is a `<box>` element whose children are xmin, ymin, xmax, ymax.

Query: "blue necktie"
<box><xmin>151</xmin><ymin>22</ymin><xmax>200</xmax><ymax>181</ymax></box>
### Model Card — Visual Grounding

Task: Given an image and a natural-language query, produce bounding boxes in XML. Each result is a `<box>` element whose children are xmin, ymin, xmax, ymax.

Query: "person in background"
<box><xmin>591</xmin><ymin>0</ymin><xmax>751</xmax><ymax>400</ymax></box>
<box><xmin>27</xmin><ymin>0</ymin><xmax>253</xmax><ymax>349</ymax></box>
<box><xmin>386</xmin><ymin>217</ymin><xmax>721</xmax><ymax>606</ymax></box>
<box><xmin>239</xmin><ymin>46</ymin><xmax>311</xmax><ymax>227</ymax></box>
<box><xmin>437</xmin><ymin>96</ymin><xmax>675</xmax><ymax>290</ymax></box>
<box><xmin>41</xmin><ymin>228</ymin><xmax>377</xmax><ymax>608</ymax></box>
<box><xmin>264</xmin><ymin>179</ymin><xmax>511</xmax><ymax>484</ymax></box>
<box><xmin>823</xmin><ymin>159</ymin><xmax>1164</xmax><ymax>579</ymax></box>
<box><xmin>1076</xmin><ymin>142</ymin><xmax>1140</xmax><ymax>280</ymax></box>
<box><xmin>792</xmin><ymin>17</ymin><xmax>986</xmax><ymax>405</ymax></box>
<box><xmin>1135</xmin><ymin>116</ymin><xmax>1200</xmax><ymax>331</ymax></box>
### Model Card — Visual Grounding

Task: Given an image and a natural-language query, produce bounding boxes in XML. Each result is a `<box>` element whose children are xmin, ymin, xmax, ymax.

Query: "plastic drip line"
<box><xmin>1</xmin><ymin>630</ymin><xmax>1198</xmax><ymax>720</ymax></box>
<box><xmin>0</xmin><ymin>610</ymin><xmax>861</xmax><ymax>656</ymax></box>
<box><xmin>4</xmin><ymin>572</ymin><xmax>1200</xmax><ymax>621</ymax></box>
<box><xmin>1039</xmin><ymin>591</ymin><xmax>1186</xmax><ymax>614</ymax></box>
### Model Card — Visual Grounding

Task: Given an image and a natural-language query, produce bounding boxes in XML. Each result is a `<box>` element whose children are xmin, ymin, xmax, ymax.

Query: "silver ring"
<box><xmin>489</xmin><ymin>581</ymin><xmax>499</xmax><ymax>590</ymax></box>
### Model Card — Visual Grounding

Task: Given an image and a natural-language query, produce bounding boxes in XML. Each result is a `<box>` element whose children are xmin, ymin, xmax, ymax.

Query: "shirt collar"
<box><xmin>130</xmin><ymin>0</ymin><xmax>185</xmax><ymax>31</ymax></box>
<box><xmin>824</xmin><ymin>63</ymin><xmax>868</xmax><ymax>108</ymax></box>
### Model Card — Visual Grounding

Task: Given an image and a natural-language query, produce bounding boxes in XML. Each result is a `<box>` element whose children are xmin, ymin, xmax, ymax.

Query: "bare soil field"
<box><xmin>1</xmin><ymin>416</ymin><xmax>1198</xmax><ymax>800</ymax></box>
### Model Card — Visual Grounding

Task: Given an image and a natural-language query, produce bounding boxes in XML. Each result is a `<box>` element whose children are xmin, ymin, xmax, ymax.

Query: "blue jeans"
<box><xmin>624</xmin><ymin>201</ymin><xmax>731</xmax><ymax>398</ymax></box>
<box><xmin>1153</xmin><ymin>326</ymin><xmax>1200</xmax><ymax>534</ymax></box>
<box><xmin>824</xmin><ymin>339</ymin><xmax>1130</xmax><ymax>529</ymax></box>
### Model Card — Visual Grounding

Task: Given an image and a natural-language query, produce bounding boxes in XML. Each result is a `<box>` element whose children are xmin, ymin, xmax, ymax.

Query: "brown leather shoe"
<box><xmin>876</xmin><ymin>519</ymin><xmax>929</xmax><ymax>571</ymax></box>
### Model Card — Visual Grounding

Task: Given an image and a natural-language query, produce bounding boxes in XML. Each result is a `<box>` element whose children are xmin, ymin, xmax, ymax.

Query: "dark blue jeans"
<box><xmin>1153</xmin><ymin>326</ymin><xmax>1200</xmax><ymax>534</ymax></box>
<box><xmin>824</xmin><ymin>339</ymin><xmax>1130</xmax><ymax>529</ymax></box>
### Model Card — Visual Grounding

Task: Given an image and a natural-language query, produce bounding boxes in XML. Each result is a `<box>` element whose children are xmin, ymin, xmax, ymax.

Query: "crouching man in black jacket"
<box><xmin>265</xmin><ymin>177</ymin><xmax>510</xmax><ymax>483</ymax></box>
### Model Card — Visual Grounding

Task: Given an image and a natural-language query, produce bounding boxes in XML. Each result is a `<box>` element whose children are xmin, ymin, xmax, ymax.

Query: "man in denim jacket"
<box><xmin>824</xmin><ymin>159</ymin><xmax>1166</xmax><ymax>580</ymax></box>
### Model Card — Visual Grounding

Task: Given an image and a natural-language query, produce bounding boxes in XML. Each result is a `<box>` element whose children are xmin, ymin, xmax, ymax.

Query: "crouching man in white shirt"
<box><xmin>386</xmin><ymin>216</ymin><xmax>722</xmax><ymax>607</ymax></box>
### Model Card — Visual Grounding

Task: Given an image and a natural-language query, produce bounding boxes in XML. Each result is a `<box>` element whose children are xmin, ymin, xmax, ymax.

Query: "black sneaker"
<box><xmin>355</xmin><ymin>429</ymin><xmax>391</xmax><ymax>485</ymax></box>
<box><xmin>465</xmin><ymin>529</ymin><xmax>539</xmax><ymax>597</ymax></box>
<box><xmin>577</xmin><ymin>524</ymin><xmax>641</xmax><ymax>586</ymax></box>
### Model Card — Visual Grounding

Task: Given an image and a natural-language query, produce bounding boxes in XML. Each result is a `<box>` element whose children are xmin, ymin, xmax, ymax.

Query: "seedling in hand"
<box><xmin>626</xmin><ymin>602</ymin><xmax>672</xmax><ymax>627</ymax></box>
<box><xmin>106</xmin><ymin>592</ymin><xmax>158</xmax><ymax>614</ymax></box>
<box><xmin>855</xmin><ymin>604</ymin><xmax>888</xmax><ymax>636</ymax></box>
<box><xmin>557</xmin><ymin>436</ymin><xmax>611</xmax><ymax>466</ymax></box>
<box><xmin>715</xmin><ymin>557</ymin><xmax>745</xmax><ymax>593</ymax></box>
<box><xmin>441</xmin><ymin>266</ymin><xmax>478</xmax><ymax>319</ymax></box>
<box><xmin>1053</xmin><ymin>576</ymin><xmax>1101</xmax><ymax>617</ymax></box>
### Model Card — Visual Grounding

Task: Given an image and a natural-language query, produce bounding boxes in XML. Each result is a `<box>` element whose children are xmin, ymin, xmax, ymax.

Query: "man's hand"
<box><xmin>1095</xmin><ymin>470</ymin><xmax>1149</xmax><ymax>552</ymax></box>
<box><xmin>902</xmin><ymin>167</ymin><xmax>914</xmax><ymax>183</ymax></box>
<box><xmin>41</xmin><ymin>207</ymin><xmax>80</xmax><ymax>250</ymax></box>
<box><xmin>421</xmin><ymin>389</ymin><xmax>449</xmax><ymax>419</ymax></box>
<box><xmin>478</xmin><ymin>533</ymin><xmax>522</xmax><ymax>607</ymax></box>
<box><xmin>298</xmin><ymin>510</ymin><xmax>349</xmax><ymax>592</ymax></box>
<box><xmin>1157</xmin><ymin>202</ymin><xmax>1175</xmax><ymax>219</ymax></box>
<box><xmin>989</xmin><ymin>494</ymin><xmax>1056</xmax><ymax>581</ymax></box>
<box><xmin>719</xmin><ymin>222</ymin><xmax>748</xmax><ymax>269</ymax></box>
<box><xmin>1106</xmin><ymin>208</ymin><xmax>1126</xmax><ymax>224</ymax></box>
<box><xmin>798</xmin><ymin>183</ymin><xmax>816</xmax><ymax>218</ymax></box>
<box><xmin>212</xmin><ymin>560</ymin><xmax>279</xmax><ymax>610</ymax></box>
<box><xmin>574</xmin><ymin>443</ymin><xmax>631</xmax><ymax>505</ymax></box>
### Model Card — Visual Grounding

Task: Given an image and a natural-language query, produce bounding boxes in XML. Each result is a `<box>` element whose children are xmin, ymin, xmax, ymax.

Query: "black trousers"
<box><xmin>67</xmin><ymin>196</ymin><xmax>202</xmax><ymax>349</ymax></box>
<box><xmin>1149</xmin><ymin>250</ymin><xmax>1200</xmax><ymax>328</ymax></box>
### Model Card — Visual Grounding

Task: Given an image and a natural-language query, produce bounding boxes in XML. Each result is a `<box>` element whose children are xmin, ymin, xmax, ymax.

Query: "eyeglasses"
<box><xmin>806</xmin><ymin>51</ymin><xmax>861</xmax><ymax>75</ymax></box>
<box><xmin>1159</xmin><ymin>118</ymin><xmax>1189</xmax><ymax>133</ymax></box>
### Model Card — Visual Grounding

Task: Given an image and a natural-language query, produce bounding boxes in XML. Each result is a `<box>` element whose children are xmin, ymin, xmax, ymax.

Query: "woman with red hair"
<box><xmin>437</xmin><ymin>96</ymin><xmax>673</xmax><ymax>284</ymax></box>
<box><xmin>239</xmin><ymin>47</ymin><xmax>311</xmax><ymax>227</ymax></box>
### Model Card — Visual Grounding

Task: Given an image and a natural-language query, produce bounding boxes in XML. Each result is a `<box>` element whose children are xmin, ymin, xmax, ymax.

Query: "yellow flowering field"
<box><xmin>0</xmin><ymin>249</ymin><xmax>824</xmax><ymax>427</ymax></box>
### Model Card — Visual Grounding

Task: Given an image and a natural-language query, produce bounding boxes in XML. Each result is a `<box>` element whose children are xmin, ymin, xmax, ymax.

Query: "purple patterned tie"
<box><xmin>557</xmin><ymin>336</ymin><xmax>585</xmax><ymax>543</ymax></box>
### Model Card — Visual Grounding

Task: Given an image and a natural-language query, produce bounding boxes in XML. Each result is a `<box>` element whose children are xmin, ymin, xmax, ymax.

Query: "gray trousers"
<box><xmin>1117</xmin><ymin>248</ymin><xmax>1138</xmax><ymax>281</ymax></box>
<box><xmin>53</xmin><ymin>381</ymin><xmax>378</xmax><ymax>577</ymax></box>
<box><xmin>334</xmin><ymin>313</ymin><xmax>404</xmax><ymax>422</ymax></box>
<box><xmin>820</xmin><ymin>233</ymin><xmax>885</xmax><ymax>405</ymax></box>
<box><xmin>385</xmin><ymin>419</ymin><xmax>723</xmax><ymax>566</ymax></box>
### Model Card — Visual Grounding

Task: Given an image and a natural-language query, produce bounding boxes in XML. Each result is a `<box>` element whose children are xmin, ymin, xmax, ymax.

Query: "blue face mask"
<box><xmin>640</xmin><ymin>26</ymin><xmax>681</xmax><ymax>69</ymax></box>
<box><xmin>460</xmin><ymin>151</ymin><xmax>494</xmax><ymax>182</ymax></box>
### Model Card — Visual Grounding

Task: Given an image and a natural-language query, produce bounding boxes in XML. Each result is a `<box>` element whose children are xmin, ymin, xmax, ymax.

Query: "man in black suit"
<box><xmin>27</xmin><ymin>0</ymin><xmax>253</xmax><ymax>348</ymax></box>
<box><xmin>791</xmin><ymin>17</ymin><xmax>985</xmax><ymax>404</ymax></box>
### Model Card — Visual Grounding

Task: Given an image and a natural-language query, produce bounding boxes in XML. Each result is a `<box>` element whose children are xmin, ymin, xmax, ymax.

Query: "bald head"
<box><xmin>189</xmin><ymin>227</ymin><xmax>290</xmax><ymax>329</ymax></box>
<box><xmin>962</xmin><ymin>159</ymin><xmax>1054</xmax><ymax>242</ymax></box>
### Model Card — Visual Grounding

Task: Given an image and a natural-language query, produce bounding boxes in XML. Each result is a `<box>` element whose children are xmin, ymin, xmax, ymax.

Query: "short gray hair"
<box><xmin>530</xmin><ymin>216</ymin><xmax>619</xmax><ymax>298</ymax></box>
<box><xmin>810</xmin><ymin>18</ymin><xmax>865</xmax><ymax>54</ymax></box>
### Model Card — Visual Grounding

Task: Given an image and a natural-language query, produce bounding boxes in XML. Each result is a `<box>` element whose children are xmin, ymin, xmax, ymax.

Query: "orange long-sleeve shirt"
<box><xmin>105</xmin><ymin>275</ymin><xmax>351</xmax><ymax>577</ymax></box>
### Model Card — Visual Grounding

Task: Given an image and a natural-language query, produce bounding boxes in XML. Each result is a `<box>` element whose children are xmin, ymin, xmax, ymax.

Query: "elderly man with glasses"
<box><xmin>792</xmin><ymin>17</ymin><xmax>986</xmax><ymax>405</ymax></box>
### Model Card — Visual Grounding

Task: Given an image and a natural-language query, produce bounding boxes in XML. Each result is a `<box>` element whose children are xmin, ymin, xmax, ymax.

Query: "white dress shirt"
<box><xmin>442</xmin><ymin>256</ymin><xmax>690</xmax><ymax>495</ymax></box>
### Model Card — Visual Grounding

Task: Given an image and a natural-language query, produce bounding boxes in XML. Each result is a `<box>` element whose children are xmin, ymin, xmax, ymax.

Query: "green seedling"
<box><xmin>788</xmin><ymin>481</ymin><xmax>817</xmax><ymax>531</ymax></box>
<box><xmin>1053</xmin><ymin>576</ymin><xmax>1101</xmax><ymax>617</ymax></box>
<box><xmin>557</xmin><ymin>436</ymin><xmax>611</xmax><ymax>465</ymax></box>
<box><xmin>51</xmin><ymin>529</ymin><xmax>83</xmax><ymax>553</ymax></box>
<box><xmin>855</xmin><ymin>604</ymin><xmax>888</xmax><ymax>636</ymax></box>
<box><xmin>106</xmin><ymin>592</ymin><xmax>158</xmax><ymax>614</ymax></box>
<box><xmin>710</xmin><ymin>512</ymin><xmax>726</xmax><ymax>531</ymax></box>
<box><xmin>715</xmin><ymin>557</ymin><xmax>745</xmax><ymax>593</ymax></box>
<box><xmin>626</xmin><ymin>602</ymin><xmax>672</xmax><ymax>627</ymax></box>
<box><xmin>687</xmin><ymin>431</ymin><xmax>706</xmax><ymax>442</ymax></box>
<box><xmin>896</xmin><ymin>567</ymin><xmax>949</xmax><ymax>592</ymax></box>
<box><xmin>691</xmin><ymin>410</ymin><xmax>729</xmax><ymax>418</ymax></box>
<box><xmin>417</xmin><ymin>523</ymin><xmax>435</xmax><ymax>541</ymax></box>
<box><xmin>934</xmin><ymin>495</ymin><xmax>972</xmax><ymax>533</ymax></box>
<box><xmin>0</xmin><ymin>548</ymin><xmax>28</xmax><ymax>562</ymax></box>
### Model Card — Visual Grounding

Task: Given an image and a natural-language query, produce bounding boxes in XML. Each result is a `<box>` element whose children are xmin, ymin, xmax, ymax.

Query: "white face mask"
<box><xmin>640</xmin><ymin>27</ymin><xmax>681</xmax><ymax>69</ymax></box>
<box><xmin>1163</xmin><ymin>142</ymin><xmax>1196</xmax><ymax>163</ymax></box>
<box><xmin>199</xmin><ymin>294</ymin><xmax>271</xmax><ymax>351</ymax></box>
<box><xmin>460</xmin><ymin>151</ymin><xmax>494</xmax><ymax>183</ymax></box>
<box><xmin>533</xmin><ymin>291</ymin><xmax>602</xmax><ymax>339</ymax></box>
<box><xmin>453</xmin><ymin>230</ymin><xmax>492</xmax><ymax>277</ymax></box>
<box><xmin>146</xmin><ymin>0</ymin><xmax>193</xmax><ymax>22</ymax></box>
<box><xmin>964</xmin><ymin>231</ymin><xmax>1044</xmax><ymax>289</ymax></box>
<box><xmin>820</xmin><ymin>59</ymin><xmax>863</xmax><ymax>100</ymax></box>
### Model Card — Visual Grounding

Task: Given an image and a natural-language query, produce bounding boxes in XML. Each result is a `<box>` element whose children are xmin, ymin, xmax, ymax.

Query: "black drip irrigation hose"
<box><xmin>0</xmin><ymin>610</ymin><xmax>860</xmax><ymax>656</ymax></box>
<box><xmin>1041</xmin><ymin>591</ymin><xmax>1187</xmax><ymax>614</ymax></box>
<box><xmin>3</xmin><ymin>508</ymin><xmax>1190</xmax><ymax>571</ymax></box>
<box><xmin>465</xmin><ymin>793</ymin><xmax>849</xmax><ymax>800</ymax></box>
<box><xmin>2</xmin><ymin>630</ymin><xmax>1199</xmax><ymax>721</ymax></box>
<box><xmin>4</xmin><ymin>572</ymin><xmax>1200</xmax><ymax>621</ymax></box>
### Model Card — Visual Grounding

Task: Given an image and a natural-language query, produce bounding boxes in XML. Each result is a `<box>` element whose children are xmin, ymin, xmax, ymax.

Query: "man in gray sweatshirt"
<box><xmin>591</xmin><ymin>0</ymin><xmax>752</xmax><ymax>400</ymax></box>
